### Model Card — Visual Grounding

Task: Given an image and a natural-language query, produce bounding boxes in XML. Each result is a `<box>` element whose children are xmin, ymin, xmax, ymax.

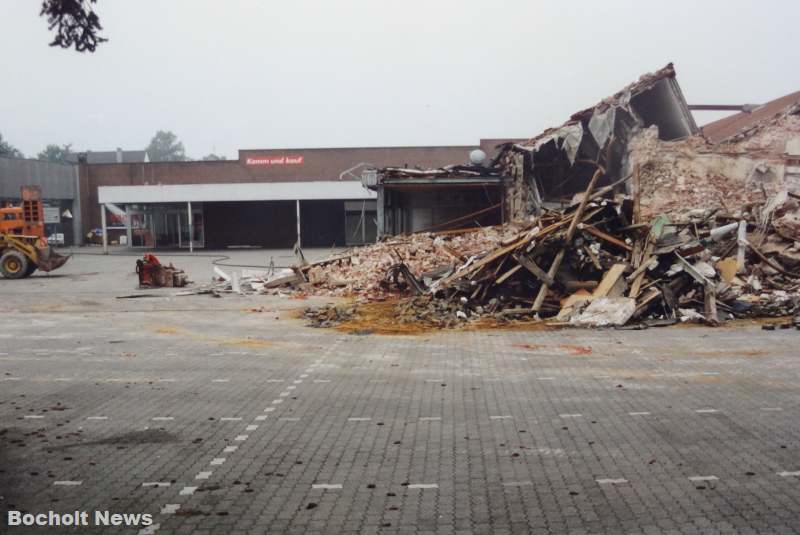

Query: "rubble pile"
<box><xmin>290</xmin><ymin>181</ymin><xmax>800</xmax><ymax>329</ymax></box>
<box><xmin>635</xmin><ymin>105</ymin><xmax>800</xmax><ymax>219</ymax></box>
<box><xmin>297</xmin><ymin>226</ymin><xmax>522</xmax><ymax>298</ymax></box>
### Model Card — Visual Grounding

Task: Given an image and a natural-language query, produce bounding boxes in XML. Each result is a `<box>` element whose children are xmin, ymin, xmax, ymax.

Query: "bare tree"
<box><xmin>40</xmin><ymin>0</ymin><xmax>107</xmax><ymax>52</ymax></box>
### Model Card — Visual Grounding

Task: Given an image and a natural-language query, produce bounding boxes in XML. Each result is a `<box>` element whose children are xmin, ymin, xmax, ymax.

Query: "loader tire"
<box><xmin>1</xmin><ymin>250</ymin><xmax>30</xmax><ymax>279</ymax></box>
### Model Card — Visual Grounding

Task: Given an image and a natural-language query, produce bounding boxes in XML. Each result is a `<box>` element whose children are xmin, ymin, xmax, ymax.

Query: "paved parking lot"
<box><xmin>2</xmin><ymin>251</ymin><xmax>800</xmax><ymax>534</ymax></box>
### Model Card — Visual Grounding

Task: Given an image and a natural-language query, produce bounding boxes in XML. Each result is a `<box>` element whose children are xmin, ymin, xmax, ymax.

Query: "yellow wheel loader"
<box><xmin>0</xmin><ymin>186</ymin><xmax>70</xmax><ymax>279</ymax></box>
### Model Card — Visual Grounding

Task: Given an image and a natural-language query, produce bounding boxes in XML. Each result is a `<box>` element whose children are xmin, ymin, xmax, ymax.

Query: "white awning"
<box><xmin>98</xmin><ymin>181</ymin><xmax>375</xmax><ymax>204</ymax></box>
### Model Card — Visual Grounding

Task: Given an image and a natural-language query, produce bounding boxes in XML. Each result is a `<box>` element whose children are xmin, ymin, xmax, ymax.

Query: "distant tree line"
<box><xmin>0</xmin><ymin>131</ymin><xmax>226</xmax><ymax>162</ymax></box>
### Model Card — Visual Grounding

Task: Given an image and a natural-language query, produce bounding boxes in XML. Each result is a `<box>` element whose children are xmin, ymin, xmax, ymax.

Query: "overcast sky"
<box><xmin>2</xmin><ymin>0</ymin><xmax>799</xmax><ymax>160</ymax></box>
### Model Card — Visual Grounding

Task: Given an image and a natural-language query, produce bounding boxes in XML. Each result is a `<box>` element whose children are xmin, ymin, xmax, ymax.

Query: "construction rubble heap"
<box><xmin>292</xmin><ymin>180</ymin><xmax>800</xmax><ymax>329</ymax></box>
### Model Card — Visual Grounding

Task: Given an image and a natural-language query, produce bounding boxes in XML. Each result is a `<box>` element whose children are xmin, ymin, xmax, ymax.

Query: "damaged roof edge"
<box><xmin>666</xmin><ymin>75</ymin><xmax>700</xmax><ymax>135</ymax></box>
<box><xmin>512</xmin><ymin>62</ymin><xmax>697</xmax><ymax>153</ymax></box>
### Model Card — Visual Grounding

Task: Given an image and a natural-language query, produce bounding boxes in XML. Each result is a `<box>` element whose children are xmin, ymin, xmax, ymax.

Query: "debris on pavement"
<box><xmin>303</xmin><ymin>305</ymin><xmax>356</xmax><ymax>328</ymax></box>
<box><xmin>136</xmin><ymin>254</ymin><xmax>189</xmax><ymax>288</ymax></box>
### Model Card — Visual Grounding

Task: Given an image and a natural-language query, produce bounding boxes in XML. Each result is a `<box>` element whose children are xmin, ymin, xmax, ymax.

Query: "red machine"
<box><xmin>136</xmin><ymin>254</ymin><xmax>188</xmax><ymax>288</ymax></box>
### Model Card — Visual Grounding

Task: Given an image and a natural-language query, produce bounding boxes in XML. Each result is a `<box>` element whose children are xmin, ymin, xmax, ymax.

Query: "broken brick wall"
<box><xmin>631</xmin><ymin>110</ymin><xmax>800</xmax><ymax>220</ymax></box>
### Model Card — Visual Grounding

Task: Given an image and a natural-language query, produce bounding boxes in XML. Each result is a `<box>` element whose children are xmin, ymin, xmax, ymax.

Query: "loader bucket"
<box><xmin>36</xmin><ymin>244</ymin><xmax>70</xmax><ymax>272</ymax></box>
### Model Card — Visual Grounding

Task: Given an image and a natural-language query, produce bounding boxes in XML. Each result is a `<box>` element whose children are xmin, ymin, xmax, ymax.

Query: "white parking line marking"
<box><xmin>695</xmin><ymin>409</ymin><xmax>719</xmax><ymax>414</ymax></box>
<box><xmin>408</xmin><ymin>483</ymin><xmax>438</xmax><ymax>489</ymax></box>
<box><xmin>272</xmin><ymin>399</ymin><xmax>283</xmax><ymax>405</ymax></box>
<box><xmin>255</xmin><ymin>415</ymin><xmax>267</xmax><ymax>421</ymax></box>
<box><xmin>702</xmin><ymin>372</ymin><xmax>720</xmax><ymax>376</ymax></box>
<box><xmin>300</xmin><ymin>374</ymin><xmax>309</xmax><ymax>378</ymax></box>
<box><xmin>348</xmin><ymin>417</ymin><xmax>371</xmax><ymax>421</ymax></box>
<box><xmin>419</xmin><ymin>417</ymin><xmax>441</xmax><ymax>421</ymax></box>
<box><xmin>142</xmin><ymin>482</ymin><xmax>171</xmax><ymax>487</ymax></box>
<box><xmin>24</xmin><ymin>415</ymin><xmax>44</xmax><ymax>419</ymax></box>
<box><xmin>538</xmin><ymin>377</ymin><xmax>555</xmax><ymax>381</ymax></box>
<box><xmin>559</xmin><ymin>414</ymin><xmax>582</xmax><ymax>418</ymax></box>
<box><xmin>160</xmin><ymin>504</ymin><xmax>180</xmax><ymax>514</ymax></box>
<box><xmin>287</xmin><ymin>385</ymin><xmax>297</xmax><ymax>390</ymax></box>
<box><xmin>312</xmin><ymin>484</ymin><xmax>342</xmax><ymax>489</ymax></box>
<box><xmin>212</xmin><ymin>379</ymin><xmax>230</xmax><ymax>383</ymax></box>
<box><xmin>87</xmin><ymin>416</ymin><xmax>109</xmax><ymax>420</ymax></box>
<box><xmin>777</xmin><ymin>471</ymin><xmax>800</xmax><ymax>477</ymax></box>
<box><xmin>267</xmin><ymin>379</ymin><xmax>284</xmax><ymax>383</ymax></box>
<box><xmin>490</xmin><ymin>415</ymin><xmax>513</xmax><ymax>420</ymax></box>
<box><xmin>245</xmin><ymin>424</ymin><xmax>258</xmax><ymax>431</ymax></box>
<box><xmin>54</xmin><ymin>481</ymin><xmax>82</xmax><ymax>486</ymax></box>
<box><xmin>152</xmin><ymin>417</ymin><xmax>174</xmax><ymax>421</ymax></box>
<box><xmin>279</xmin><ymin>392</ymin><xmax>290</xmax><ymax>397</ymax></box>
<box><xmin>210</xmin><ymin>458</ymin><xmax>226</xmax><ymax>466</ymax></box>
<box><xmin>157</xmin><ymin>379</ymin><xmax>176</xmax><ymax>383</ymax></box>
<box><xmin>179</xmin><ymin>486</ymin><xmax>197</xmax><ymax>495</ymax></box>
<box><xmin>425</xmin><ymin>379</ymin><xmax>444</xmax><ymax>383</ymax></box>
<box><xmin>502</xmin><ymin>481</ymin><xmax>532</xmax><ymax>487</ymax></box>
<box><xmin>139</xmin><ymin>524</ymin><xmax>160</xmax><ymax>535</ymax></box>
<box><xmin>195</xmin><ymin>471</ymin><xmax>212</xmax><ymax>480</ymax></box>
<box><xmin>223</xmin><ymin>446</ymin><xmax>238</xmax><ymax>453</ymax></box>
<box><xmin>264</xmin><ymin>407</ymin><xmax>275</xmax><ymax>412</ymax></box>
<box><xmin>220</xmin><ymin>417</ymin><xmax>242</xmax><ymax>421</ymax></box>
<box><xmin>596</xmin><ymin>478</ymin><xmax>628</xmax><ymax>484</ymax></box>
<box><xmin>629</xmin><ymin>412</ymin><xmax>651</xmax><ymax>416</ymax></box>
<box><xmin>234</xmin><ymin>435</ymin><xmax>248</xmax><ymax>441</ymax></box>
<box><xmin>762</xmin><ymin>407</ymin><xmax>783</xmax><ymax>411</ymax></box>
<box><xmin>688</xmin><ymin>476</ymin><xmax>718</xmax><ymax>482</ymax></box>
<box><xmin>279</xmin><ymin>417</ymin><xmax>300</xmax><ymax>421</ymax></box>
<box><xmin>313</xmin><ymin>380</ymin><xmax>330</xmax><ymax>383</ymax></box>
<box><xmin>293</xmin><ymin>380</ymin><xmax>303</xmax><ymax>384</ymax></box>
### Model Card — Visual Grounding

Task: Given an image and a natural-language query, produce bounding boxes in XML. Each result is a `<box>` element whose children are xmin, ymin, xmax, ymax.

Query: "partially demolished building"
<box><xmin>498</xmin><ymin>63</ymin><xmax>698</xmax><ymax>219</ymax></box>
<box><xmin>294</xmin><ymin>63</ymin><xmax>800</xmax><ymax>330</ymax></box>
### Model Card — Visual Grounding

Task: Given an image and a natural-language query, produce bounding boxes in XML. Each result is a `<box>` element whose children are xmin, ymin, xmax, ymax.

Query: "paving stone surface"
<box><xmin>1</xmin><ymin>252</ymin><xmax>799</xmax><ymax>534</ymax></box>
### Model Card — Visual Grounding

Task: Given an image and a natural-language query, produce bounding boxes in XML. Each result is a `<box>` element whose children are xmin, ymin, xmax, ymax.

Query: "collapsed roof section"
<box><xmin>702</xmin><ymin>91</ymin><xmax>800</xmax><ymax>144</ymax></box>
<box><xmin>499</xmin><ymin>63</ymin><xmax>698</xmax><ymax>218</ymax></box>
<box><xmin>375</xmin><ymin>164</ymin><xmax>506</xmax><ymax>188</ymax></box>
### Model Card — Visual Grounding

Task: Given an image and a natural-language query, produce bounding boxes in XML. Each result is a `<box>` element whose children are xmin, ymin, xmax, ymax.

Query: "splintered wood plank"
<box><xmin>494</xmin><ymin>264</ymin><xmax>523</xmax><ymax>285</ymax></box>
<box><xmin>513</xmin><ymin>254</ymin><xmax>555</xmax><ymax>287</ymax></box>
<box><xmin>592</xmin><ymin>263</ymin><xmax>627</xmax><ymax>299</ymax></box>
<box><xmin>582</xmin><ymin>225</ymin><xmax>633</xmax><ymax>252</ymax></box>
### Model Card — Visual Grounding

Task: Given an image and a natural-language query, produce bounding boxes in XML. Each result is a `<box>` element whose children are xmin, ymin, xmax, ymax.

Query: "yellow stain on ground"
<box><xmin>149</xmin><ymin>324</ymin><xmax>274</xmax><ymax>349</ymax></box>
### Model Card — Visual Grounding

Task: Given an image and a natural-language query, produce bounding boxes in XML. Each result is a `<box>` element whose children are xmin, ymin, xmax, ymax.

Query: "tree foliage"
<box><xmin>145</xmin><ymin>131</ymin><xmax>187</xmax><ymax>162</ymax></box>
<box><xmin>38</xmin><ymin>143</ymin><xmax>73</xmax><ymax>162</ymax></box>
<box><xmin>0</xmin><ymin>133</ymin><xmax>24</xmax><ymax>159</ymax></box>
<box><xmin>202</xmin><ymin>153</ymin><xmax>227</xmax><ymax>161</ymax></box>
<box><xmin>40</xmin><ymin>0</ymin><xmax>107</xmax><ymax>52</ymax></box>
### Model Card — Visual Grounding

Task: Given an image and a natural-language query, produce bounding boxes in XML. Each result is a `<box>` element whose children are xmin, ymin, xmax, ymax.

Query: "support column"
<box><xmin>100</xmin><ymin>204</ymin><xmax>108</xmax><ymax>255</ymax></box>
<box><xmin>296</xmin><ymin>200</ymin><xmax>301</xmax><ymax>248</ymax></box>
<box><xmin>125</xmin><ymin>204</ymin><xmax>132</xmax><ymax>248</ymax></box>
<box><xmin>72</xmin><ymin>165</ymin><xmax>83</xmax><ymax>246</ymax></box>
<box><xmin>188</xmin><ymin>202</ymin><xmax>194</xmax><ymax>253</ymax></box>
<box><xmin>376</xmin><ymin>187</ymin><xmax>385</xmax><ymax>238</ymax></box>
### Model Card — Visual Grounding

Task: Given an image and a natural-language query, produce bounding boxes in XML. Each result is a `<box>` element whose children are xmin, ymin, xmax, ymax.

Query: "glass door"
<box><xmin>179</xmin><ymin>208</ymin><xmax>204</xmax><ymax>249</ymax></box>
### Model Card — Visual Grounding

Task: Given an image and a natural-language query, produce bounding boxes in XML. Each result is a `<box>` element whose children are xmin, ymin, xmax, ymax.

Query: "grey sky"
<box><xmin>2</xmin><ymin>0</ymin><xmax>798</xmax><ymax>160</ymax></box>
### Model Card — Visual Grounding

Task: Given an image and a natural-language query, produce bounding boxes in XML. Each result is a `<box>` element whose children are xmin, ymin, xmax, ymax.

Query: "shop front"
<box><xmin>97</xmin><ymin>181</ymin><xmax>375</xmax><ymax>252</ymax></box>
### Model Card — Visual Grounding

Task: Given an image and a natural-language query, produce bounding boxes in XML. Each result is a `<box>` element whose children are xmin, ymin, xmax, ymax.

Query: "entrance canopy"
<box><xmin>98</xmin><ymin>181</ymin><xmax>375</xmax><ymax>204</ymax></box>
